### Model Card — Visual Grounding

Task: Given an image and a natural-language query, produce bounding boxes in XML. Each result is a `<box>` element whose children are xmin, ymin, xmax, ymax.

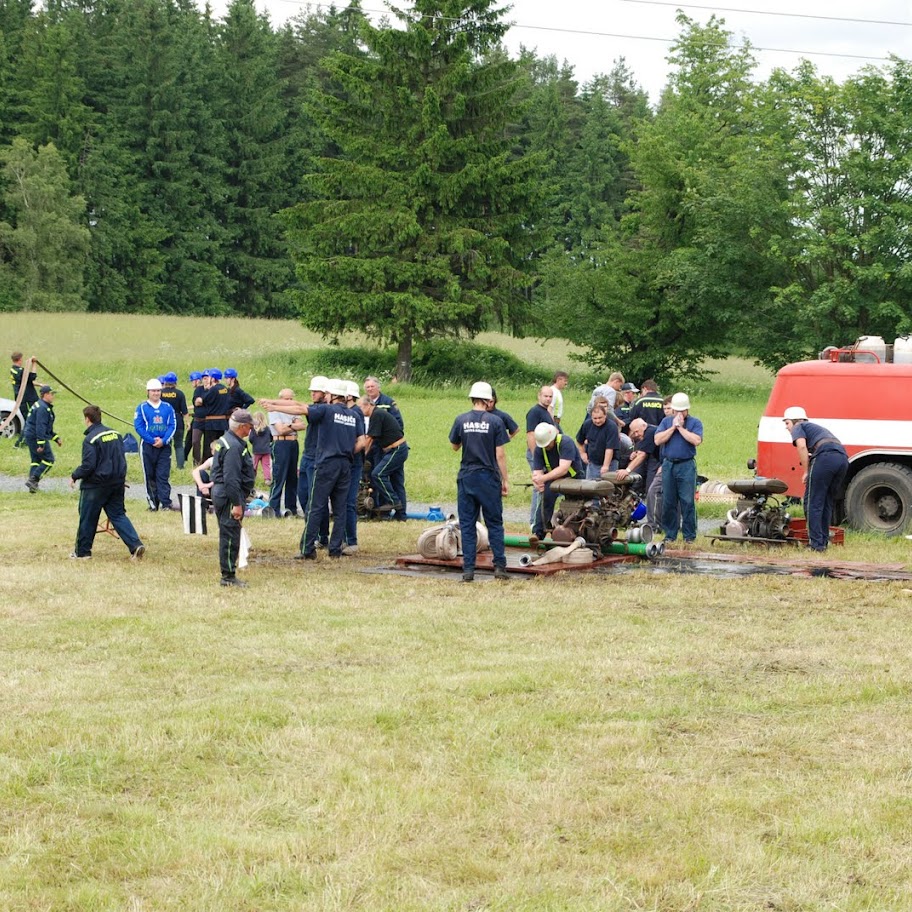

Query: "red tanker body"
<box><xmin>757</xmin><ymin>359</ymin><xmax>912</xmax><ymax>534</ymax></box>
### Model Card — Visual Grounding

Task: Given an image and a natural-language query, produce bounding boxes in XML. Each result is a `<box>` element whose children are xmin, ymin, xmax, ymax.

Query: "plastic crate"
<box><xmin>787</xmin><ymin>518</ymin><xmax>845</xmax><ymax>546</ymax></box>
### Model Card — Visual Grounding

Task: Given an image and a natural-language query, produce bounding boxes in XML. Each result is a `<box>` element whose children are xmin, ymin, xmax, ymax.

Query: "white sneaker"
<box><xmin>131</xmin><ymin>545</ymin><xmax>146</xmax><ymax>562</ymax></box>
<box><xmin>341</xmin><ymin>544</ymin><xmax>359</xmax><ymax>555</ymax></box>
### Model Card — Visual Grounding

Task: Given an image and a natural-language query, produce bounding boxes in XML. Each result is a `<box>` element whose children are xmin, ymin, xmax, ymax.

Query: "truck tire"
<box><xmin>844</xmin><ymin>463</ymin><xmax>912</xmax><ymax>534</ymax></box>
<box><xmin>0</xmin><ymin>411</ymin><xmax>21</xmax><ymax>439</ymax></box>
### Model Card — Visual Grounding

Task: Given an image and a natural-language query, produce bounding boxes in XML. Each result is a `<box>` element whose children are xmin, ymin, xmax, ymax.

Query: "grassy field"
<box><xmin>1</xmin><ymin>312</ymin><xmax>771</xmax><ymax>504</ymax></box>
<box><xmin>4</xmin><ymin>314</ymin><xmax>912</xmax><ymax>911</ymax></box>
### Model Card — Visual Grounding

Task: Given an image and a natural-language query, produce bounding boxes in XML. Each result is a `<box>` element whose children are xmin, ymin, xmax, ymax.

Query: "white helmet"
<box><xmin>469</xmin><ymin>381</ymin><xmax>494</xmax><ymax>401</ymax></box>
<box><xmin>328</xmin><ymin>379</ymin><xmax>349</xmax><ymax>398</ymax></box>
<box><xmin>345</xmin><ymin>381</ymin><xmax>360</xmax><ymax>399</ymax></box>
<box><xmin>534</xmin><ymin>422</ymin><xmax>558</xmax><ymax>447</ymax></box>
<box><xmin>309</xmin><ymin>375</ymin><xmax>329</xmax><ymax>392</ymax></box>
<box><xmin>670</xmin><ymin>392</ymin><xmax>691</xmax><ymax>411</ymax></box>
<box><xmin>146</xmin><ymin>378</ymin><xmax>162</xmax><ymax>391</ymax></box>
<box><xmin>783</xmin><ymin>406</ymin><xmax>808</xmax><ymax>421</ymax></box>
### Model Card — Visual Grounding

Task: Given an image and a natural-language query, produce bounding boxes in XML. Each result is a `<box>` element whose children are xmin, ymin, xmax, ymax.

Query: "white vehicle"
<box><xmin>0</xmin><ymin>397</ymin><xmax>26</xmax><ymax>438</ymax></box>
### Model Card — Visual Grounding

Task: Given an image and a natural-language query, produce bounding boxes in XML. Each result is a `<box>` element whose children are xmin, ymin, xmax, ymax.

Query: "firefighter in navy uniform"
<box><xmin>224</xmin><ymin>368</ymin><xmax>254</xmax><ymax>417</ymax></box>
<box><xmin>449</xmin><ymin>381</ymin><xmax>510</xmax><ymax>582</ymax></box>
<box><xmin>160</xmin><ymin>372</ymin><xmax>188</xmax><ymax>469</ymax></box>
<box><xmin>360</xmin><ymin>396</ymin><xmax>409</xmax><ymax>520</ymax></box>
<box><xmin>629</xmin><ymin>379</ymin><xmax>664</xmax><ymax>427</ymax></box>
<box><xmin>199</xmin><ymin>368</ymin><xmax>230</xmax><ymax>454</ymax></box>
<box><xmin>531</xmin><ymin>421</ymin><xmax>585</xmax><ymax>540</ymax></box>
<box><xmin>10</xmin><ymin>351</ymin><xmax>40</xmax><ymax>447</ymax></box>
<box><xmin>783</xmin><ymin>406</ymin><xmax>849</xmax><ymax>552</ymax></box>
<box><xmin>188</xmin><ymin>371</ymin><xmax>206</xmax><ymax>465</ymax></box>
<box><xmin>24</xmin><ymin>385</ymin><xmax>62</xmax><ymax>492</ymax></box>
<box><xmin>210</xmin><ymin>409</ymin><xmax>256</xmax><ymax>587</ymax></box>
<box><xmin>69</xmin><ymin>404</ymin><xmax>145</xmax><ymax>560</ymax></box>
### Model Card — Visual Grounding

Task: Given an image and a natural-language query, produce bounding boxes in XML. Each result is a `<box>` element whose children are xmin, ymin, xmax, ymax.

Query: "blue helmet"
<box><xmin>224</xmin><ymin>368</ymin><xmax>238</xmax><ymax>379</ymax></box>
<box><xmin>209</xmin><ymin>368</ymin><xmax>223</xmax><ymax>381</ymax></box>
<box><xmin>157</xmin><ymin>375</ymin><xmax>167</xmax><ymax>383</ymax></box>
<box><xmin>190</xmin><ymin>371</ymin><xmax>203</xmax><ymax>381</ymax></box>
<box><xmin>163</xmin><ymin>371</ymin><xmax>178</xmax><ymax>384</ymax></box>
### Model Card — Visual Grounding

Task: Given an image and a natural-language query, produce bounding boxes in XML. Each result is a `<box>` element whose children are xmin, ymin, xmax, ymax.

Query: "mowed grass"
<box><xmin>3</xmin><ymin>498</ymin><xmax>912</xmax><ymax>910</ymax></box>
<box><xmin>4</xmin><ymin>313</ymin><xmax>912</xmax><ymax>909</ymax></box>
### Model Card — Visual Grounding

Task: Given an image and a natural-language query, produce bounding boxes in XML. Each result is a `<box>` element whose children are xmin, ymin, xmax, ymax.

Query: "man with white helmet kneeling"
<box><xmin>530</xmin><ymin>421</ymin><xmax>585</xmax><ymax>541</ymax></box>
<box><xmin>449</xmin><ymin>382</ymin><xmax>510</xmax><ymax>582</ymax></box>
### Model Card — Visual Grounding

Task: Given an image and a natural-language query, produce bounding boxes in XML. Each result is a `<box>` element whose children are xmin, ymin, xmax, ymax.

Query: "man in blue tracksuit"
<box><xmin>449</xmin><ymin>381</ymin><xmax>510</xmax><ymax>582</ymax></box>
<box><xmin>784</xmin><ymin>405</ymin><xmax>849</xmax><ymax>552</ymax></box>
<box><xmin>69</xmin><ymin>404</ymin><xmax>145</xmax><ymax>560</ymax></box>
<box><xmin>134</xmin><ymin>378</ymin><xmax>177</xmax><ymax>511</ymax></box>
<box><xmin>654</xmin><ymin>392</ymin><xmax>703</xmax><ymax>544</ymax></box>
<box><xmin>531</xmin><ymin>421</ymin><xmax>585</xmax><ymax>539</ymax></box>
<box><xmin>24</xmin><ymin>385</ymin><xmax>62</xmax><ymax>492</ymax></box>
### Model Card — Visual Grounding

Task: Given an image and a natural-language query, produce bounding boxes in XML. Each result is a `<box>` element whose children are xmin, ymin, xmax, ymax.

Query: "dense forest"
<box><xmin>1</xmin><ymin>0</ymin><xmax>910</xmax><ymax>378</ymax></box>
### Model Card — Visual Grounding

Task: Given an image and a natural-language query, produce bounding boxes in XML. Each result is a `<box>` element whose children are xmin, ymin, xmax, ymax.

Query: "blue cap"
<box><xmin>224</xmin><ymin>368</ymin><xmax>238</xmax><ymax>379</ymax></box>
<box><xmin>158</xmin><ymin>375</ymin><xmax>166</xmax><ymax>383</ymax></box>
<box><xmin>190</xmin><ymin>371</ymin><xmax>203</xmax><ymax>381</ymax></box>
<box><xmin>163</xmin><ymin>372</ymin><xmax>178</xmax><ymax>384</ymax></box>
<box><xmin>209</xmin><ymin>368</ymin><xmax>223</xmax><ymax>381</ymax></box>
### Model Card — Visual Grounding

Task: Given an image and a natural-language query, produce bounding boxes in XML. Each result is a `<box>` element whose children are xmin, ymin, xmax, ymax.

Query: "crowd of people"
<box><xmin>9</xmin><ymin>348</ymin><xmax>848</xmax><ymax>582</ymax></box>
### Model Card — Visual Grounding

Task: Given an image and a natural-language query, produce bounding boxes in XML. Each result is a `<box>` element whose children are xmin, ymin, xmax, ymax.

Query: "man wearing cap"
<box><xmin>783</xmin><ymin>406</ymin><xmax>848</xmax><ymax>552</ymax></box>
<box><xmin>197</xmin><ymin>368</ymin><xmax>230</xmax><ymax>454</ymax></box>
<box><xmin>160</xmin><ymin>372</ymin><xmax>188</xmax><ymax>469</ymax></box>
<box><xmin>210</xmin><ymin>410</ymin><xmax>256</xmax><ymax>587</ymax></box>
<box><xmin>654</xmin><ymin>392</ymin><xmax>703</xmax><ymax>544</ymax></box>
<box><xmin>69</xmin><ymin>404</ymin><xmax>146</xmax><ymax>561</ymax></box>
<box><xmin>134</xmin><ymin>379</ymin><xmax>177</xmax><ymax>511</ymax></box>
<box><xmin>616</xmin><ymin>382</ymin><xmax>639</xmax><ymax>431</ymax></box>
<box><xmin>629</xmin><ymin>379</ymin><xmax>664</xmax><ymax>427</ymax></box>
<box><xmin>24</xmin><ymin>385</ymin><xmax>62</xmax><ymax>493</ymax></box>
<box><xmin>450</xmin><ymin>381</ymin><xmax>510</xmax><ymax>582</ymax></box>
<box><xmin>224</xmin><ymin>368</ymin><xmax>254</xmax><ymax>417</ymax></box>
<box><xmin>188</xmin><ymin>371</ymin><xmax>207</xmax><ymax>465</ymax></box>
<box><xmin>261</xmin><ymin>388</ymin><xmax>303</xmax><ymax>517</ymax></box>
<box><xmin>531</xmin><ymin>421</ymin><xmax>585</xmax><ymax>540</ymax></box>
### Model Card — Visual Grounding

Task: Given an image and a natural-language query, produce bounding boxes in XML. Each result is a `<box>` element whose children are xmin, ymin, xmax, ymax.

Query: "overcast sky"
<box><xmin>213</xmin><ymin>0</ymin><xmax>912</xmax><ymax>104</ymax></box>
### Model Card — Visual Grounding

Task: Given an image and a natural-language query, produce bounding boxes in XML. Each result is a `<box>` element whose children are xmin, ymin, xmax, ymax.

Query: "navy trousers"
<box><xmin>804</xmin><ymin>450</ymin><xmax>848</xmax><ymax>550</ymax></box>
<box><xmin>142</xmin><ymin>442</ymin><xmax>172</xmax><ymax>509</ymax></box>
<box><xmin>302</xmin><ymin>457</ymin><xmax>351</xmax><ymax>556</ymax></box>
<box><xmin>457</xmin><ymin>469</ymin><xmax>506</xmax><ymax>573</ymax></box>
<box><xmin>269</xmin><ymin>441</ymin><xmax>299</xmax><ymax>515</ymax></box>
<box><xmin>75</xmin><ymin>484</ymin><xmax>142</xmax><ymax>557</ymax></box>
<box><xmin>371</xmin><ymin>443</ymin><xmax>408</xmax><ymax>517</ymax></box>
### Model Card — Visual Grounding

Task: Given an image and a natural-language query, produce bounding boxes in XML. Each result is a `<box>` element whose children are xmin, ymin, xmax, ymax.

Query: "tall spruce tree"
<box><xmin>215</xmin><ymin>0</ymin><xmax>293</xmax><ymax>317</ymax></box>
<box><xmin>281</xmin><ymin>0</ymin><xmax>541</xmax><ymax>380</ymax></box>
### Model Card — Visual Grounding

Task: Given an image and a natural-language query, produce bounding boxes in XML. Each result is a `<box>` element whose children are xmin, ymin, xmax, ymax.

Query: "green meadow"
<box><xmin>3</xmin><ymin>313</ymin><xmax>912</xmax><ymax>911</ymax></box>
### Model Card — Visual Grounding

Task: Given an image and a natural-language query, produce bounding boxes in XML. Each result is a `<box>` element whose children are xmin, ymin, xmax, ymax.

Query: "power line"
<box><xmin>618</xmin><ymin>0</ymin><xmax>912</xmax><ymax>29</ymax></box>
<box><xmin>268</xmin><ymin>0</ymin><xmax>898</xmax><ymax>64</ymax></box>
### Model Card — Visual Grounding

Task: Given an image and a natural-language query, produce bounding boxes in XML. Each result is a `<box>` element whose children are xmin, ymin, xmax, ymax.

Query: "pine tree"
<box><xmin>215</xmin><ymin>0</ymin><xmax>292</xmax><ymax>317</ymax></box>
<box><xmin>281</xmin><ymin>0</ymin><xmax>542</xmax><ymax>380</ymax></box>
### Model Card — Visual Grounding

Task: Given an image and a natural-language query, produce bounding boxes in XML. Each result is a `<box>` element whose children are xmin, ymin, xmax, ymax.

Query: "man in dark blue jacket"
<box><xmin>69</xmin><ymin>405</ymin><xmax>145</xmax><ymax>560</ymax></box>
<box><xmin>210</xmin><ymin>410</ymin><xmax>256</xmax><ymax>586</ymax></box>
<box><xmin>24</xmin><ymin>385</ymin><xmax>62</xmax><ymax>492</ymax></box>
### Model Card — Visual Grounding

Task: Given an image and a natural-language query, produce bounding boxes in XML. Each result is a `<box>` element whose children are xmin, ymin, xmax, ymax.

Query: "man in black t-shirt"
<box><xmin>361</xmin><ymin>397</ymin><xmax>408</xmax><ymax>520</ymax></box>
<box><xmin>525</xmin><ymin>386</ymin><xmax>554</xmax><ymax>530</ymax></box>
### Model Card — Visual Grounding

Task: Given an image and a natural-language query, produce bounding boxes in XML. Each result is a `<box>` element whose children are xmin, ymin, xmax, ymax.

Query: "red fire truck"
<box><xmin>756</xmin><ymin>355</ymin><xmax>912</xmax><ymax>534</ymax></box>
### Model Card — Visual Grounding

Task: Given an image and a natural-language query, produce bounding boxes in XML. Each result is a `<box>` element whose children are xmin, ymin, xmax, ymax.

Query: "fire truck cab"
<box><xmin>757</xmin><ymin>357</ymin><xmax>912</xmax><ymax>534</ymax></box>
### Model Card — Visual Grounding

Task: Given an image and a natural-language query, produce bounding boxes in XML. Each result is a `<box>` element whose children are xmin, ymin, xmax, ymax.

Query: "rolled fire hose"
<box><xmin>531</xmin><ymin>536</ymin><xmax>587</xmax><ymax>566</ymax></box>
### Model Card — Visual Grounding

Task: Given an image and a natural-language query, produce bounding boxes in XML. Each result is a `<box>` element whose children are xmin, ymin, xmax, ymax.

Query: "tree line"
<box><xmin>0</xmin><ymin>0</ymin><xmax>909</xmax><ymax>380</ymax></box>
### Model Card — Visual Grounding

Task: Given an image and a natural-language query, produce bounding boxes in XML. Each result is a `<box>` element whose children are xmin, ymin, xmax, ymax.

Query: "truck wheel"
<box><xmin>844</xmin><ymin>463</ymin><xmax>912</xmax><ymax>534</ymax></box>
<box><xmin>0</xmin><ymin>411</ymin><xmax>21</xmax><ymax>439</ymax></box>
